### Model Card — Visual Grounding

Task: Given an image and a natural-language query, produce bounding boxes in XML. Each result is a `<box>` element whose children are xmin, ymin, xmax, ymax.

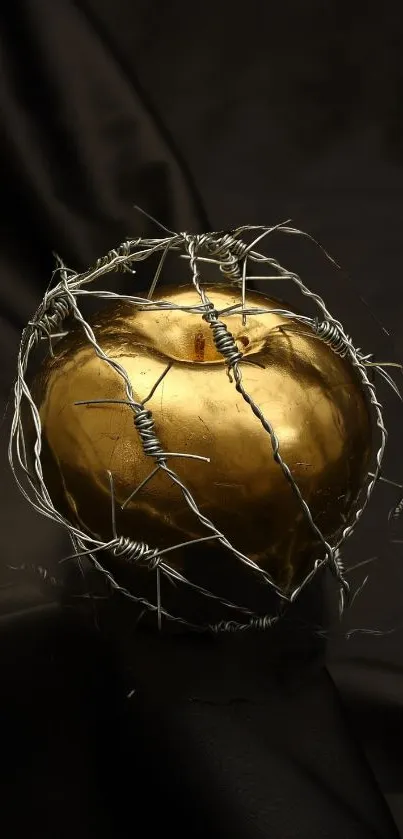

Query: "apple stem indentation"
<box><xmin>194</xmin><ymin>331</ymin><xmax>206</xmax><ymax>362</ymax></box>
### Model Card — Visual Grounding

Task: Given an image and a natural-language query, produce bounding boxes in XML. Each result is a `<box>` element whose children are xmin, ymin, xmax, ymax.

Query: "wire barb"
<box><xmin>111</xmin><ymin>536</ymin><xmax>161</xmax><ymax>571</ymax></box>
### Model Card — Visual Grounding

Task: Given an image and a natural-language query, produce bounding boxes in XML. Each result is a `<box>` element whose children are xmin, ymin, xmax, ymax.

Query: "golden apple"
<box><xmin>32</xmin><ymin>284</ymin><xmax>372</xmax><ymax>590</ymax></box>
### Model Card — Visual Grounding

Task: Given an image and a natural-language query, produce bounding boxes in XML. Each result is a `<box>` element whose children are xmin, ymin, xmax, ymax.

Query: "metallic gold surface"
<box><xmin>32</xmin><ymin>284</ymin><xmax>372</xmax><ymax>589</ymax></box>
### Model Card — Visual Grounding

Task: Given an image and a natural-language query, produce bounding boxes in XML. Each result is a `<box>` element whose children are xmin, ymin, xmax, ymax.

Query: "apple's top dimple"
<box><xmin>95</xmin><ymin>284</ymin><xmax>297</xmax><ymax>365</ymax></box>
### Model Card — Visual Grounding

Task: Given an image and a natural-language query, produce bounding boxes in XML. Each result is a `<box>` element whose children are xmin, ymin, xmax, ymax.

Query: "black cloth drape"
<box><xmin>1</xmin><ymin>1</ymin><xmax>403</xmax><ymax>836</ymax></box>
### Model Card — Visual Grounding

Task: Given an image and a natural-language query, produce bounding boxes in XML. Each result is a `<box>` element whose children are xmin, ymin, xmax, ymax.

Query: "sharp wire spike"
<box><xmin>156</xmin><ymin>567</ymin><xmax>162</xmax><ymax>631</ymax></box>
<box><xmin>108</xmin><ymin>470</ymin><xmax>117</xmax><ymax>539</ymax></box>
<box><xmin>121</xmin><ymin>465</ymin><xmax>161</xmax><ymax>509</ymax></box>
<box><xmin>147</xmin><ymin>242</ymin><xmax>172</xmax><ymax>300</ymax></box>
<box><xmin>143</xmin><ymin>363</ymin><xmax>173</xmax><ymax>405</ymax></box>
<box><xmin>241</xmin><ymin>256</ymin><xmax>247</xmax><ymax>327</ymax></box>
<box><xmin>133</xmin><ymin>205</ymin><xmax>176</xmax><ymax>236</ymax></box>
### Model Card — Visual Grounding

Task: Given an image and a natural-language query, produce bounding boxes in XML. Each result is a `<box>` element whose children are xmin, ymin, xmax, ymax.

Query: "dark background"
<box><xmin>1</xmin><ymin>2</ymin><xmax>403</xmax><ymax>837</ymax></box>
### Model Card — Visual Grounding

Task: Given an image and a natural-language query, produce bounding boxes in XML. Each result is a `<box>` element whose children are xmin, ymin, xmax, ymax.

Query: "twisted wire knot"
<box><xmin>202</xmin><ymin>301</ymin><xmax>218</xmax><ymax>324</ymax></box>
<box><xmin>211</xmin><ymin>614</ymin><xmax>278</xmax><ymax>633</ymax></box>
<box><xmin>389</xmin><ymin>495</ymin><xmax>403</xmax><ymax>522</ymax></box>
<box><xmin>29</xmin><ymin>293</ymin><xmax>71</xmax><ymax>344</ymax></box>
<box><xmin>206</xmin><ymin>233</ymin><xmax>250</xmax><ymax>281</ymax></box>
<box><xmin>208</xmin><ymin>319</ymin><xmax>243</xmax><ymax>367</ymax></box>
<box><xmin>333</xmin><ymin>546</ymin><xmax>344</xmax><ymax>575</ymax></box>
<box><xmin>208</xmin><ymin>233</ymin><xmax>249</xmax><ymax>260</ymax></box>
<box><xmin>194</xmin><ymin>232</ymin><xmax>212</xmax><ymax>249</ymax></box>
<box><xmin>14</xmin><ymin>562</ymin><xmax>60</xmax><ymax>588</ymax></box>
<box><xmin>111</xmin><ymin>536</ymin><xmax>161</xmax><ymax>570</ymax></box>
<box><xmin>202</xmin><ymin>303</ymin><xmax>243</xmax><ymax>367</ymax></box>
<box><xmin>95</xmin><ymin>238</ymin><xmax>140</xmax><ymax>273</ymax></box>
<box><xmin>133</xmin><ymin>407</ymin><xmax>166</xmax><ymax>462</ymax></box>
<box><xmin>247</xmin><ymin>615</ymin><xmax>278</xmax><ymax>631</ymax></box>
<box><xmin>313</xmin><ymin>319</ymin><xmax>350</xmax><ymax>358</ymax></box>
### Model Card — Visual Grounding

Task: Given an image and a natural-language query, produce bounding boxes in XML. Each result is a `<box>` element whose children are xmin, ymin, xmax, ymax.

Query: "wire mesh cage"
<box><xmin>8</xmin><ymin>220</ymin><xmax>403</xmax><ymax>633</ymax></box>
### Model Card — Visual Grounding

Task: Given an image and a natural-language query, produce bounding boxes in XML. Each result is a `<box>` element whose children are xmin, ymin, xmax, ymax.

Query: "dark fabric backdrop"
<box><xmin>1</xmin><ymin>1</ymin><xmax>403</xmax><ymax>836</ymax></box>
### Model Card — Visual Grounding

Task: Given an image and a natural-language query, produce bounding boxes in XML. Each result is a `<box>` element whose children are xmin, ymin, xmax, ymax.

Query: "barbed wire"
<box><xmin>8</xmin><ymin>222</ymin><xmax>403</xmax><ymax>632</ymax></box>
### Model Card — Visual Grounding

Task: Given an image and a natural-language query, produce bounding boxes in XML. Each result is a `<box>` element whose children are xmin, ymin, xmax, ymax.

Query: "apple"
<box><xmin>32</xmin><ymin>284</ymin><xmax>372</xmax><ymax>590</ymax></box>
